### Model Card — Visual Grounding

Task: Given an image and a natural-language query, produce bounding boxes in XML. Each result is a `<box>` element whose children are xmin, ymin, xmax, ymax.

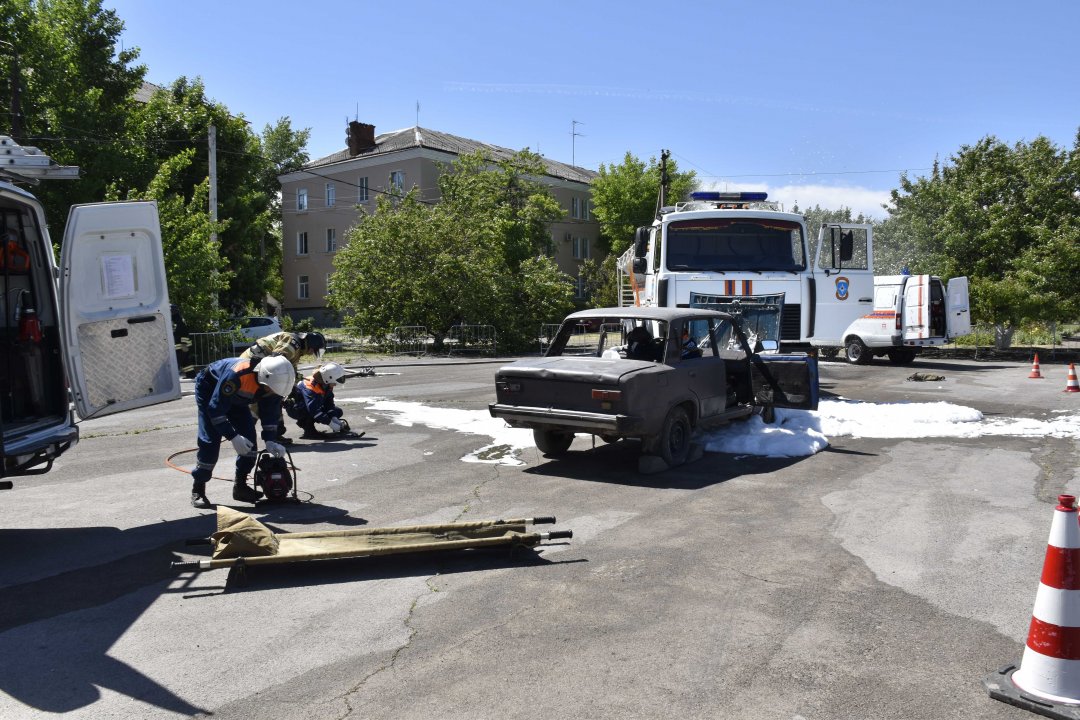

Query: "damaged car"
<box><xmin>489</xmin><ymin>307</ymin><xmax>818</xmax><ymax>470</ymax></box>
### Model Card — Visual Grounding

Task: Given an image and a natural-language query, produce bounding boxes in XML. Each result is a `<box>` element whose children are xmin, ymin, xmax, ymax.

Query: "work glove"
<box><xmin>328</xmin><ymin>418</ymin><xmax>343</xmax><ymax>433</ymax></box>
<box><xmin>265</xmin><ymin>441</ymin><xmax>286</xmax><ymax>458</ymax></box>
<box><xmin>231</xmin><ymin>435</ymin><xmax>254</xmax><ymax>456</ymax></box>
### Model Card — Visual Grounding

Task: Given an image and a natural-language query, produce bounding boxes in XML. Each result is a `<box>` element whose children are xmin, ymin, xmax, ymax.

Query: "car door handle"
<box><xmin>858</xmin><ymin>297</ymin><xmax>872</xmax><ymax>302</ymax></box>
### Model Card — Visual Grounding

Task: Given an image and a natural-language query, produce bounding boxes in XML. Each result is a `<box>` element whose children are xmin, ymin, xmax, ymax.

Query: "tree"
<box><xmin>590</xmin><ymin>152</ymin><xmax>697</xmax><ymax>257</ymax></box>
<box><xmin>0</xmin><ymin>0</ymin><xmax>146</xmax><ymax>232</ymax></box>
<box><xmin>328</xmin><ymin>150</ymin><xmax>575</xmax><ymax>352</ymax></box>
<box><xmin>885</xmin><ymin>134</ymin><xmax>1080</xmax><ymax>347</ymax></box>
<box><xmin>134</xmin><ymin>149</ymin><xmax>231</xmax><ymax>330</ymax></box>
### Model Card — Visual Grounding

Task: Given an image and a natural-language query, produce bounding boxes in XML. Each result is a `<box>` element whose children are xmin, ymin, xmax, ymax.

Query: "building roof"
<box><xmin>304</xmin><ymin>126</ymin><xmax>597</xmax><ymax>185</ymax></box>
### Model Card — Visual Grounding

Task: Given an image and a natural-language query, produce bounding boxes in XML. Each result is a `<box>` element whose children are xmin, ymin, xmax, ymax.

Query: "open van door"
<box><xmin>901</xmin><ymin>274</ymin><xmax>934</xmax><ymax>341</ymax></box>
<box><xmin>946</xmin><ymin>276</ymin><xmax>971</xmax><ymax>338</ymax></box>
<box><xmin>59</xmin><ymin>201</ymin><xmax>180</xmax><ymax>419</ymax></box>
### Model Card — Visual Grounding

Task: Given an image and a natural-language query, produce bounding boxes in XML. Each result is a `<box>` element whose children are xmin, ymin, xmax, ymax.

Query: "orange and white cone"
<box><xmin>1030</xmin><ymin>353</ymin><xmax>1045</xmax><ymax>379</ymax></box>
<box><xmin>1065</xmin><ymin>364</ymin><xmax>1079</xmax><ymax>393</ymax></box>
<box><xmin>986</xmin><ymin>495</ymin><xmax>1080</xmax><ymax>715</ymax></box>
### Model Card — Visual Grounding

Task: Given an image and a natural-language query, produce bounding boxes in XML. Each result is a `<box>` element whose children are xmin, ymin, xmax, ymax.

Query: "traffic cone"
<box><xmin>1065</xmin><ymin>364</ymin><xmax>1079</xmax><ymax>393</ymax></box>
<box><xmin>985</xmin><ymin>495</ymin><xmax>1080</xmax><ymax>716</ymax></box>
<box><xmin>1029</xmin><ymin>354</ymin><xmax>1045</xmax><ymax>379</ymax></box>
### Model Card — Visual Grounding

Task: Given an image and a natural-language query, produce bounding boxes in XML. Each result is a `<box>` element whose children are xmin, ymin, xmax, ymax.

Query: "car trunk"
<box><xmin>495</xmin><ymin>357</ymin><xmax>653</xmax><ymax>414</ymax></box>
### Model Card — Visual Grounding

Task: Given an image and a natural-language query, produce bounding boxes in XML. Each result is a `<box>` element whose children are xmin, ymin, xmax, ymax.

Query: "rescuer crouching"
<box><xmin>189</xmin><ymin>355</ymin><xmax>295</xmax><ymax>509</ymax></box>
<box><xmin>285</xmin><ymin>362</ymin><xmax>349</xmax><ymax>439</ymax></box>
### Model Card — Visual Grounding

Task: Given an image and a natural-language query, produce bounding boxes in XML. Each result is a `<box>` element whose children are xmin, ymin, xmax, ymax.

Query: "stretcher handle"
<box><xmin>530</xmin><ymin>516</ymin><xmax>556</xmax><ymax>525</ymax></box>
<box><xmin>542</xmin><ymin>530</ymin><xmax>573</xmax><ymax>540</ymax></box>
<box><xmin>185</xmin><ymin>537</ymin><xmax>212</xmax><ymax>546</ymax></box>
<box><xmin>172</xmin><ymin>560</ymin><xmax>201</xmax><ymax>570</ymax></box>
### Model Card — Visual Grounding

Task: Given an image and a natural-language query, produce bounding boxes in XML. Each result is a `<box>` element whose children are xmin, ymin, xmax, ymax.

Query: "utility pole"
<box><xmin>659</xmin><ymin>149</ymin><xmax>670</xmax><ymax>208</ymax></box>
<box><xmin>208</xmin><ymin>124</ymin><xmax>218</xmax><ymax>242</ymax></box>
<box><xmin>571</xmin><ymin>120</ymin><xmax>585</xmax><ymax>167</ymax></box>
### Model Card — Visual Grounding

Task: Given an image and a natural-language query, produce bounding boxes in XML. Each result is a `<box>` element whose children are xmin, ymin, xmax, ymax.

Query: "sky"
<box><xmin>341</xmin><ymin>397</ymin><xmax>1080</xmax><ymax>465</ymax></box>
<box><xmin>108</xmin><ymin>1</ymin><xmax>1079</xmax><ymax>220</ymax></box>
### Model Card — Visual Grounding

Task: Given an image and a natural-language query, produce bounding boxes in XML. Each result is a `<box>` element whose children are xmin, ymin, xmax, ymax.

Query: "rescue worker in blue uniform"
<box><xmin>286</xmin><ymin>362</ymin><xmax>347</xmax><ymax>438</ymax></box>
<box><xmin>190</xmin><ymin>355</ymin><xmax>295</xmax><ymax>509</ymax></box>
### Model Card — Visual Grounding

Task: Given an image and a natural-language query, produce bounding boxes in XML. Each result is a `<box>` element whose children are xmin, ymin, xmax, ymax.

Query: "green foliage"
<box><xmin>887</xmin><ymin>134</ymin><xmax>1080</xmax><ymax>336</ymax></box>
<box><xmin>329</xmin><ymin>151</ymin><xmax>575</xmax><ymax>352</ymax></box>
<box><xmin>578</xmin><ymin>256</ymin><xmax>619</xmax><ymax>308</ymax></box>
<box><xmin>135</xmin><ymin>149</ymin><xmax>231</xmax><ymax>331</ymax></box>
<box><xmin>0</xmin><ymin>0</ymin><xmax>146</xmax><ymax>232</ymax></box>
<box><xmin>590</xmin><ymin>152</ymin><xmax>697</xmax><ymax>256</ymax></box>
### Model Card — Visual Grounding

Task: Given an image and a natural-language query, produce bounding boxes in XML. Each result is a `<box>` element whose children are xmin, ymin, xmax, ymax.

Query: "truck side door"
<box><xmin>901</xmin><ymin>274</ymin><xmax>935</xmax><ymax>341</ymax></box>
<box><xmin>60</xmin><ymin>201</ymin><xmax>181</xmax><ymax>419</ymax></box>
<box><xmin>811</xmin><ymin>224</ymin><xmax>874</xmax><ymax>343</ymax></box>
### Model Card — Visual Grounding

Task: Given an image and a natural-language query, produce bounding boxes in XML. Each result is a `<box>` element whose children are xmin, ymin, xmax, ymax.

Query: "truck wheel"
<box><xmin>845</xmin><ymin>338</ymin><xmax>871</xmax><ymax>365</ymax></box>
<box><xmin>659</xmin><ymin>407</ymin><xmax>692</xmax><ymax>467</ymax></box>
<box><xmin>533</xmin><ymin>428</ymin><xmax>574</xmax><ymax>456</ymax></box>
<box><xmin>887</xmin><ymin>349</ymin><xmax>917</xmax><ymax>365</ymax></box>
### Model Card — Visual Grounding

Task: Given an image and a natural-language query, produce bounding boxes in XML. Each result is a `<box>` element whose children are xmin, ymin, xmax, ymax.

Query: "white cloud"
<box><xmin>701</xmin><ymin>181</ymin><xmax>892</xmax><ymax>220</ymax></box>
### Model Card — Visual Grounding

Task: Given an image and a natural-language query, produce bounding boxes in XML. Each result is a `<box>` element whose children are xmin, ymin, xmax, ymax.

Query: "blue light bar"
<box><xmin>691</xmin><ymin>191</ymin><xmax>769</xmax><ymax>202</ymax></box>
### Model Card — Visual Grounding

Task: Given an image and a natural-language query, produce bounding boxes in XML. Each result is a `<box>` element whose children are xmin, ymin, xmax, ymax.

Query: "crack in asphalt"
<box><xmin>334</xmin><ymin>461</ymin><xmax>506</xmax><ymax>717</ymax></box>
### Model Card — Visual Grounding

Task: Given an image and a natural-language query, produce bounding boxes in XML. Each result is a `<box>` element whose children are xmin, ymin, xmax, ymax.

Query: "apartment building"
<box><xmin>278</xmin><ymin>121</ymin><xmax>599</xmax><ymax>324</ymax></box>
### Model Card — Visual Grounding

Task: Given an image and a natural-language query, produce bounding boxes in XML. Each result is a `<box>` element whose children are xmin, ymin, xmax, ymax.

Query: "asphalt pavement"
<box><xmin>1</xmin><ymin>355</ymin><xmax>1078</xmax><ymax>719</ymax></box>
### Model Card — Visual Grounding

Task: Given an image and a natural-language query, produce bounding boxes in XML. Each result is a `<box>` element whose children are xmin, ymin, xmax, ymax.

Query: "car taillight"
<box><xmin>497</xmin><ymin>380</ymin><xmax>522</xmax><ymax>394</ymax></box>
<box><xmin>895</xmin><ymin>312</ymin><xmax>901</xmax><ymax>331</ymax></box>
<box><xmin>591</xmin><ymin>389</ymin><xmax>621</xmax><ymax>402</ymax></box>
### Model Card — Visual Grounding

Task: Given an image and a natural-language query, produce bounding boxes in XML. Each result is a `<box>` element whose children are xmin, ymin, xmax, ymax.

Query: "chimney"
<box><xmin>347</xmin><ymin>121</ymin><xmax>376</xmax><ymax>156</ymax></box>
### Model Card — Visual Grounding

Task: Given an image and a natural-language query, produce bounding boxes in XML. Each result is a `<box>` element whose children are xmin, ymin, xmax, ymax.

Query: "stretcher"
<box><xmin>172</xmin><ymin>507</ymin><xmax>572</xmax><ymax>573</ymax></box>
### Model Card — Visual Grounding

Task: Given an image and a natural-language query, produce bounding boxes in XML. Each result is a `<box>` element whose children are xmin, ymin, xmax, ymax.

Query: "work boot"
<box><xmin>277</xmin><ymin>427</ymin><xmax>294</xmax><ymax>445</ymax></box>
<box><xmin>298</xmin><ymin>421</ymin><xmax>321</xmax><ymax>439</ymax></box>
<box><xmin>232</xmin><ymin>473</ymin><xmax>263</xmax><ymax>503</ymax></box>
<box><xmin>191</xmin><ymin>482</ymin><xmax>213</xmax><ymax>509</ymax></box>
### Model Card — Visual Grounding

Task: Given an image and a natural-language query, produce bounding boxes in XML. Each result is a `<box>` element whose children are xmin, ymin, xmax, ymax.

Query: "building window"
<box><xmin>583</xmin><ymin>199</ymin><xmax>590</xmax><ymax>221</ymax></box>
<box><xmin>358</xmin><ymin>176</ymin><xmax>369</xmax><ymax>202</ymax></box>
<box><xmin>297</xmin><ymin>188</ymin><xmax>308</xmax><ymax>212</ymax></box>
<box><xmin>297</xmin><ymin>231</ymin><xmax>308</xmax><ymax>256</ymax></box>
<box><xmin>390</xmin><ymin>170</ymin><xmax>405</xmax><ymax>193</ymax></box>
<box><xmin>298</xmin><ymin>275</ymin><xmax>309</xmax><ymax>300</ymax></box>
<box><xmin>571</xmin><ymin>197</ymin><xmax>579</xmax><ymax>219</ymax></box>
<box><xmin>572</xmin><ymin>236</ymin><xmax>580</xmax><ymax>259</ymax></box>
<box><xmin>326</xmin><ymin>227</ymin><xmax>336</xmax><ymax>252</ymax></box>
<box><xmin>582</xmin><ymin>237</ymin><xmax>590</xmax><ymax>259</ymax></box>
<box><xmin>326</xmin><ymin>183</ymin><xmax>335</xmax><ymax>207</ymax></box>
<box><xmin>575</xmin><ymin>274</ymin><xmax>586</xmax><ymax>298</ymax></box>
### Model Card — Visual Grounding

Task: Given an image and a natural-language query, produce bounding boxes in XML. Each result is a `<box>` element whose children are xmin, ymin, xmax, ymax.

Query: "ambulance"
<box><xmin>0</xmin><ymin>136</ymin><xmax>179</xmax><ymax>486</ymax></box>
<box><xmin>838</xmin><ymin>274</ymin><xmax>971</xmax><ymax>364</ymax></box>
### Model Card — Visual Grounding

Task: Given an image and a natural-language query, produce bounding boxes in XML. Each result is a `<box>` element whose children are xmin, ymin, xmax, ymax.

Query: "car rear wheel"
<box><xmin>534</xmin><ymin>428</ymin><xmax>574</xmax><ymax>456</ymax></box>
<box><xmin>659</xmin><ymin>407</ymin><xmax>692</xmax><ymax>467</ymax></box>
<box><xmin>845</xmin><ymin>337</ymin><xmax>872</xmax><ymax>365</ymax></box>
<box><xmin>599</xmin><ymin>434</ymin><xmax>620</xmax><ymax>444</ymax></box>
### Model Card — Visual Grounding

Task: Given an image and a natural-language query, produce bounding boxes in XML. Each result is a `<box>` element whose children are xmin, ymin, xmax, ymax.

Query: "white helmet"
<box><xmin>257</xmin><ymin>355</ymin><xmax>294</xmax><ymax>397</ymax></box>
<box><xmin>319</xmin><ymin>362</ymin><xmax>346</xmax><ymax>385</ymax></box>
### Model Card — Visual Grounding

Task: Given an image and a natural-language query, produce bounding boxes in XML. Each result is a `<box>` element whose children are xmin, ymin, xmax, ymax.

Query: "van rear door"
<box><xmin>946</xmin><ymin>276</ymin><xmax>971</xmax><ymax>338</ymax></box>
<box><xmin>901</xmin><ymin>274</ymin><xmax>934</xmax><ymax>342</ymax></box>
<box><xmin>59</xmin><ymin>201</ymin><xmax>180</xmax><ymax>419</ymax></box>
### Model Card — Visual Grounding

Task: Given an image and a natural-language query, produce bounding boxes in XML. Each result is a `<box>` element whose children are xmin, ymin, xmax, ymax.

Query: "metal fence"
<box><xmin>392</xmin><ymin>326</ymin><xmax>432</xmax><ymax>357</ymax></box>
<box><xmin>184</xmin><ymin>331</ymin><xmax>241</xmax><ymax>369</ymax></box>
<box><xmin>444</xmin><ymin>324</ymin><xmax>497</xmax><ymax>357</ymax></box>
<box><xmin>939</xmin><ymin>322</ymin><xmax>1080</xmax><ymax>360</ymax></box>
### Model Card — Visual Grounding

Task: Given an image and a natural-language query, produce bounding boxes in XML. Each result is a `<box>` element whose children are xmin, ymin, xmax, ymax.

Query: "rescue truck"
<box><xmin>618</xmin><ymin>190</ymin><xmax>876</xmax><ymax>352</ymax></box>
<box><xmin>0</xmin><ymin>136</ymin><xmax>179</xmax><ymax>486</ymax></box>
<box><xmin>838</xmin><ymin>273</ymin><xmax>971</xmax><ymax>364</ymax></box>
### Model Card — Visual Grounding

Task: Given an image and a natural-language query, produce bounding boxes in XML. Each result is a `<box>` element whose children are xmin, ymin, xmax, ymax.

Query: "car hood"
<box><xmin>496</xmin><ymin>356</ymin><xmax>663</xmax><ymax>384</ymax></box>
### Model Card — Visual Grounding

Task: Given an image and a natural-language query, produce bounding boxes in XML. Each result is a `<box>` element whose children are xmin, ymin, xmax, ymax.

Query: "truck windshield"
<box><xmin>664</xmin><ymin>218</ymin><xmax>805</xmax><ymax>272</ymax></box>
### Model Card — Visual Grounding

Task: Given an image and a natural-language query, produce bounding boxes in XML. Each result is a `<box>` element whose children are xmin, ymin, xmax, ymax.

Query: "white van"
<box><xmin>0</xmin><ymin>136</ymin><xmax>179</xmax><ymax>486</ymax></box>
<box><xmin>840</xmin><ymin>274</ymin><xmax>971</xmax><ymax>364</ymax></box>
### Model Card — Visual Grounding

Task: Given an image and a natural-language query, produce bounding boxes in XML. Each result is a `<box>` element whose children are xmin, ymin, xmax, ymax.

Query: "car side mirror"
<box><xmin>632</xmin><ymin>257</ymin><xmax>646</xmax><ymax>273</ymax></box>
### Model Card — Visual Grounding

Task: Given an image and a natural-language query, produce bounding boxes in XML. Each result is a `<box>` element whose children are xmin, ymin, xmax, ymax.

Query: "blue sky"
<box><xmin>109</xmin><ymin>0</ymin><xmax>1079</xmax><ymax>219</ymax></box>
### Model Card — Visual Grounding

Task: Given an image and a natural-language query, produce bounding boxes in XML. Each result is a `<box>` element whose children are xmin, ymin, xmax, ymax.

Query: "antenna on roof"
<box><xmin>570</xmin><ymin>120</ymin><xmax>585</xmax><ymax>167</ymax></box>
<box><xmin>416</xmin><ymin>101</ymin><xmax>420</xmax><ymax>128</ymax></box>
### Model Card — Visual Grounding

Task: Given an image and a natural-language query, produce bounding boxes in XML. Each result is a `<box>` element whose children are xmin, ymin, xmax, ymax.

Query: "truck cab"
<box><xmin>619</xmin><ymin>191</ymin><xmax>875</xmax><ymax>350</ymax></box>
<box><xmin>0</xmin><ymin>136</ymin><xmax>179</xmax><ymax>484</ymax></box>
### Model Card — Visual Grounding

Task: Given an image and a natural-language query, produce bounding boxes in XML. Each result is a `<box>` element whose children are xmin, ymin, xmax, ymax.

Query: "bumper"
<box><xmin>489</xmin><ymin>403</ymin><xmax>643</xmax><ymax>434</ymax></box>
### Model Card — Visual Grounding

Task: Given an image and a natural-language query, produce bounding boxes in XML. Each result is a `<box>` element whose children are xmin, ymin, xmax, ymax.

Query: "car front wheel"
<box><xmin>534</xmin><ymin>428</ymin><xmax>574</xmax><ymax>456</ymax></box>
<box><xmin>659</xmin><ymin>407</ymin><xmax>692</xmax><ymax>467</ymax></box>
